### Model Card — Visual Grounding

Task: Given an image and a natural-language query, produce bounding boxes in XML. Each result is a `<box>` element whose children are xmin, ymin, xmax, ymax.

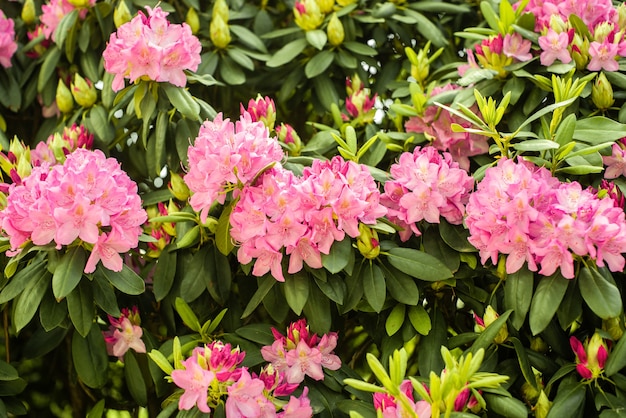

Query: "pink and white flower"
<box><xmin>102</xmin><ymin>307</ymin><xmax>146</xmax><ymax>361</ymax></box>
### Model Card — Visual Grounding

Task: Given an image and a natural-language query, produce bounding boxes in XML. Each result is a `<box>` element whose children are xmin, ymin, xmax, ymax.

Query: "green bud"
<box><xmin>294</xmin><ymin>0</ymin><xmax>324</xmax><ymax>31</ymax></box>
<box><xmin>316</xmin><ymin>0</ymin><xmax>334</xmax><ymax>14</ymax></box>
<box><xmin>213</xmin><ymin>0</ymin><xmax>229</xmax><ymax>22</ymax></box>
<box><xmin>534</xmin><ymin>391</ymin><xmax>551</xmax><ymax>418</ymax></box>
<box><xmin>327</xmin><ymin>13</ymin><xmax>344</xmax><ymax>47</ymax></box>
<box><xmin>71</xmin><ymin>74</ymin><xmax>97</xmax><ymax>108</ymax></box>
<box><xmin>114</xmin><ymin>1</ymin><xmax>132</xmax><ymax>28</ymax></box>
<box><xmin>356</xmin><ymin>223</ymin><xmax>380</xmax><ymax>259</ymax></box>
<box><xmin>21</xmin><ymin>0</ymin><xmax>36</xmax><ymax>25</ymax></box>
<box><xmin>210</xmin><ymin>14</ymin><xmax>231</xmax><ymax>49</ymax></box>
<box><xmin>56</xmin><ymin>79</ymin><xmax>74</xmax><ymax>114</ymax></box>
<box><xmin>603</xmin><ymin>316</ymin><xmax>624</xmax><ymax>341</ymax></box>
<box><xmin>168</xmin><ymin>172</ymin><xmax>190</xmax><ymax>202</ymax></box>
<box><xmin>592</xmin><ymin>72</ymin><xmax>615</xmax><ymax>110</ymax></box>
<box><xmin>67</xmin><ymin>0</ymin><xmax>91</xmax><ymax>7</ymax></box>
<box><xmin>186</xmin><ymin>8</ymin><xmax>201</xmax><ymax>35</ymax></box>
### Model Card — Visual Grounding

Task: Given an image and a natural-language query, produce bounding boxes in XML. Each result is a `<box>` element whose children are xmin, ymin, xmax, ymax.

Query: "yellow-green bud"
<box><xmin>570</xmin><ymin>34</ymin><xmax>589</xmax><ymax>71</ymax></box>
<box><xmin>603</xmin><ymin>316</ymin><xmax>624</xmax><ymax>341</ymax></box>
<box><xmin>168</xmin><ymin>172</ymin><xmax>190</xmax><ymax>202</ymax></box>
<box><xmin>67</xmin><ymin>0</ymin><xmax>91</xmax><ymax>7</ymax></box>
<box><xmin>356</xmin><ymin>223</ymin><xmax>380</xmax><ymax>259</ymax></box>
<box><xmin>56</xmin><ymin>79</ymin><xmax>74</xmax><ymax>114</ymax></box>
<box><xmin>327</xmin><ymin>13</ymin><xmax>344</xmax><ymax>47</ymax></box>
<box><xmin>406</xmin><ymin>45</ymin><xmax>430</xmax><ymax>85</ymax></box>
<box><xmin>114</xmin><ymin>1</ymin><xmax>132</xmax><ymax>28</ymax></box>
<box><xmin>530</xmin><ymin>336</ymin><xmax>548</xmax><ymax>353</ymax></box>
<box><xmin>294</xmin><ymin>0</ymin><xmax>324</xmax><ymax>31</ymax></box>
<box><xmin>593</xmin><ymin>22</ymin><xmax>615</xmax><ymax>43</ymax></box>
<box><xmin>336</xmin><ymin>0</ymin><xmax>356</xmax><ymax>5</ymax></box>
<box><xmin>592</xmin><ymin>72</ymin><xmax>615</xmax><ymax>111</ymax></box>
<box><xmin>71</xmin><ymin>74</ymin><xmax>97</xmax><ymax>108</ymax></box>
<box><xmin>16</xmin><ymin>153</ymin><xmax>32</xmax><ymax>180</ymax></box>
<box><xmin>213</xmin><ymin>0</ymin><xmax>230</xmax><ymax>22</ymax></box>
<box><xmin>548</xmin><ymin>15</ymin><xmax>567</xmax><ymax>33</ymax></box>
<box><xmin>617</xmin><ymin>3</ymin><xmax>626</xmax><ymax>29</ymax></box>
<box><xmin>316</xmin><ymin>0</ymin><xmax>334</xmax><ymax>14</ymax></box>
<box><xmin>21</xmin><ymin>0</ymin><xmax>36</xmax><ymax>25</ymax></box>
<box><xmin>534</xmin><ymin>391</ymin><xmax>551</xmax><ymax>418</ymax></box>
<box><xmin>210</xmin><ymin>15</ymin><xmax>231</xmax><ymax>49</ymax></box>
<box><xmin>186</xmin><ymin>8</ymin><xmax>201</xmax><ymax>35</ymax></box>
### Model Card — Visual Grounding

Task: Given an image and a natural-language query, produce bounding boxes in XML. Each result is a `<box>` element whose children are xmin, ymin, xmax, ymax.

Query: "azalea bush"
<box><xmin>3</xmin><ymin>0</ymin><xmax>626</xmax><ymax>417</ymax></box>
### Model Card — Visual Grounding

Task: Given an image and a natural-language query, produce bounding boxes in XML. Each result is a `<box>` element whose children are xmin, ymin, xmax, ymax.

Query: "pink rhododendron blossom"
<box><xmin>103</xmin><ymin>6</ymin><xmax>201</xmax><ymax>91</ymax></box>
<box><xmin>225</xmin><ymin>368</ymin><xmax>269</xmax><ymax>418</ymax></box>
<box><xmin>502</xmin><ymin>33</ymin><xmax>533</xmax><ymax>61</ymax></box>
<box><xmin>185</xmin><ymin>111</ymin><xmax>285</xmax><ymax>223</ymax></box>
<box><xmin>373</xmin><ymin>380</ymin><xmax>432</xmax><ymax>418</ymax></box>
<box><xmin>31</xmin><ymin>124</ymin><xmax>94</xmax><ymax>166</ymax></box>
<box><xmin>230</xmin><ymin>156</ymin><xmax>386</xmax><ymax>281</ymax></box>
<box><xmin>278</xmin><ymin>388</ymin><xmax>313</xmax><ymax>418</ymax></box>
<box><xmin>241</xmin><ymin>95</ymin><xmax>277</xmax><ymax>130</ymax></box>
<box><xmin>588</xmin><ymin>40</ymin><xmax>619</xmax><ymax>71</ymax></box>
<box><xmin>465</xmin><ymin>158</ymin><xmax>626</xmax><ymax>278</ymax></box>
<box><xmin>171</xmin><ymin>357</ymin><xmax>215</xmax><ymax>414</ymax></box>
<box><xmin>261</xmin><ymin>319</ymin><xmax>341</xmax><ymax>384</ymax></box>
<box><xmin>538</xmin><ymin>29</ymin><xmax>572</xmax><ymax>66</ymax></box>
<box><xmin>0</xmin><ymin>11</ymin><xmax>17</xmax><ymax>68</ymax></box>
<box><xmin>102</xmin><ymin>307</ymin><xmax>146</xmax><ymax>361</ymax></box>
<box><xmin>405</xmin><ymin>84</ymin><xmax>489</xmax><ymax>170</ymax></box>
<box><xmin>0</xmin><ymin>149</ymin><xmax>147</xmax><ymax>273</ymax></box>
<box><xmin>381</xmin><ymin>146</ymin><xmax>474</xmax><ymax>241</ymax></box>
<box><xmin>41</xmin><ymin>0</ymin><xmax>92</xmax><ymax>41</ymax></box>
<box><xmin>603</xmin><ymin>143</ymin><xmax>626</xmax><ymax>179</ymax></box>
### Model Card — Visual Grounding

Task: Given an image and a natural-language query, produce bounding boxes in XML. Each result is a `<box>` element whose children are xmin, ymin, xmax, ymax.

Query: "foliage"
<box><xmin>1</xmin><ymin>0</ymin><xmax>626</xmax><ymax>417</ymax></box>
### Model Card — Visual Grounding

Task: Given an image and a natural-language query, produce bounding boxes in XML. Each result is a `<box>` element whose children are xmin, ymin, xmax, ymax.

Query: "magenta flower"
<box><xmin>588</xmin><ymin>40</ymin><xmax>619</xmax><ymax>71</ymax></box>
<box><xmin>241</xmin><ymin>96</ymin><xmax>277</xmax><ymax>130</ymax></box>
<box><xmin>538</xmin><ymin>29</ymin><xmax>572</xmax><ymax>66</ymax></box>
<box><xmin>102</xmin><ymin>307</ymin><xmax>146</xmax><ymax>361</ymax></box>
<box><xmin>570</xmin><ymin>333</ymin><xmax>609</xmax><ymax>380</ymax></box>
<box><xmin>0</xmin><ymin>11</ymin><xmax>17</xmax><ymax>68</ymax></box>
<box><xmin>103</xmin><ymin>6</ymin><xmax>201</xmax><ymax>91</ymax></box>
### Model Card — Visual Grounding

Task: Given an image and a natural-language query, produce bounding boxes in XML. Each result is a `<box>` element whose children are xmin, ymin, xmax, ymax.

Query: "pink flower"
<box><xmin>102</xmin><ymin>307</ymin><xmax>146</xmax><ymax>361</ymax></box>
<box><xmin>278</xmin><ymin>387</ymin><xmax>313</xmax><ymax>418</ymax></box>
<box><xmin>588</xmin><ymin>40</ymin><xmax>619</xmax><ymax>71</ymax></box>
<box><xmin>171</xmin><ymin>357</ymin><xmax>215</xmax><ymax>414</ymax></box>
<box><xmin>225</xmin><ymin>368</ymin><xmax>268</xmax><ymax>418</ymax></box>
<box><xmin>604</xmin><ymin>144</ymin><xmax>626</xmax><ymax>178</ymax></box>
<box><xmin>241</xmin><ymin>96</ymin><xmax>277</xmax><ymax>130</ymax></box>
<box><xmin>103</xmin><ymin>6</ymin><xmax>201</xmax><ymax>91</ymax></box>
<box><xmin>538</xmin><ymin>29</ymin><xmax>572</xmax><ymax>66</ymax></box>
<box><xmin>41</xmin><ymin>0</ymin><xmax>92</xmax><ymax>41</ymax></box>
<box><xmin>502</xmin><ymin>33</ymin><xmax>532</xmax><ymax>61</ymax></box>
<box><xmin>0</xmin><ymin>11</ymin><xmax>17</xmax><ymax>68</ymax></box>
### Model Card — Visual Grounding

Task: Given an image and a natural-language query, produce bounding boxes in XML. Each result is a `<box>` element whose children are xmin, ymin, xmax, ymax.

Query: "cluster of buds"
<box><xmin>343</xmin><ymin>74</ymin><xmax>377</xmax><ymax>125</ymax></box>
<box><xmin>30</xmin><ymin>123</ymin><xmax>94</xmax><ymax>166</ymax></box>
<box><xmin>293</xmin><ymin>0</ymin><xmax>325</xmax><ymax>31</ymax></box>
<box><xmin>461</xmin><ymin>33</ymin><xmax>531</xmax><ymax>79</ymax></box>
<box><xmin>144</xmin><ymin>201</ymin><xmax>178</xmax><ymax>258</ymax></box>
<box><xmin>275</xmin><ymin>123</ymin><xmax>303</xmax><ymax>156</ymax></box>
<box><xmin>241</xmin><ymin>95</ymin><xmax>277</xmax><ymax>131</ymax></box>
<box><xmin>592</xmin><ymin>73</ymin><xmax>615</xmax><ymax>111</ymax></box>
<box><xmin>474</xmin><ymin>306</ymin><xmax>508</xmax><ymax>345</ymax></box>
<box><xmin>570</xmin><ymin>332</ymin><xmax>610</xmax><ymax>380</ymax></box>
<box><xmin>405</xmin><ymin>42</ymin><xmax>443</xmax><ymax>87</ymax></box>
<box><xmin>103</xmin><ymin>307</ymin><xmax>146</xmax><ymax>361</ymax></box>
<box><xmin>0</xmin><ymin>138</ymin><xmax>33</xmax><ymax>195</ymax></box>
<box><xmin>210</xmin><ymin>0</ymin><xmax>231</xmax><ymax>49</ymax></box>
<box><xmin>56</xmin><ymin>73</ymin><xmax>97</xmax><ymax>113</ymax></box>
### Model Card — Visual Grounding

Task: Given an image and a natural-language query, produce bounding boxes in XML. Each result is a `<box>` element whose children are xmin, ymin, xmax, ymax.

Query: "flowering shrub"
<box><xmin>4</xmin><ymin>0</ymin><xmax>626</xmax><ymax>417</ymax></box>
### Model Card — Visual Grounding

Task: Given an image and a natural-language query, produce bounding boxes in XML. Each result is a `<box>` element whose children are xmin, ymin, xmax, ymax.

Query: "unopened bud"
<box><xmin>71</xmin><ymin>74</ymin><xmax>97</xmax><ymax>108</ymax></box>
<box><xmin>327</xmin><ymin>13</ymin><xmax>345</xmax><ymax>47</ymax></box>
<box><xmin>316</xmin><ymin>0</ymin><xmax>334</xmax><ymax>14</ymax></box>
<box><xmin>593</xmin><ymin>22</ymin><xmax>615</xmax><ymax>43</ymax></box>
<box><xmin>210</xmin><ymin>14</ymin><xmax>231</xmax><ymax>49</ymax></box>
<box><xmin>603</xmin><ymin>316</ymin><xmax>624</xmax><ymax>341</ymax></box>
<box><xmin>276</xmin><ymin>123</ymin><xmax>302</xmax><ymax>156</ymax></box>
<box><xmin>242</xmin><ymin>95</ymin><xmax>276</xmax><ymax>130</ymax></box>
<box><xmin>294</xmin><ymin>0</ymin><xmax>324</xmax><ymax>31</ymax></box>
<box><xmin>534</xmin><ymin>391</ymin><xmax>551</xmax><ymax>418</ymax></box>
<box><xmin>592</xmin><ymin>72</ymin><xmax>615</xmax><ymax>110</ymax></box>
<box><xmin>21</xmin><ymin>0</ymin><xmax>36</xmax><ymax>25</ymax></box>
<box><xmin>169</xmin><ymin>172</ymin><xmax>190</xmax><ymax>201</ymax></box>
<box><xmin>356</xmin><ymin>223</ymin><xmax>380</xmax><ymax>259</ymax></box>
<box><xmin>186</xmin><ymin>8</ymin><xmax>200</xmax><ymax>35</ymax></box>
<box><xmin>114</xmin><ymin>1</ymin><xmax>132</xmax><ymax>28</ymax></box>
<box><xmin>56</xmin><ymin>79</ymin><xmax>74</xmax><ymax>114</ymax></box>
<box><xmin>67</xmin><ymin>0</ymin><xmax>91</xmax><ymax>7</ymax></box>
<box><xmin>213</xmin><ymin>0</ymin><xmax>230</xmax><ymax>22</ymax></box>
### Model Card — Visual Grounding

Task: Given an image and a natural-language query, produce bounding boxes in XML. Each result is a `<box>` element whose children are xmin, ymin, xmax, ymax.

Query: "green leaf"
<box><xmin>87</xmin><ymin>400</ymin><xmax>105</xmax><ymax>418</ymax></box>
<box><xmin>483</xmin><ymin>394</ymin><xmax>529</xmax><ymax>418</ymax></box>
<box><xmin>92</xmin><ymin>272</ymin><xmax>121</xmax><ymax>317</ymax></box>
<box><xmin>54</xmin><ymin>10</ymin><xmax>78</xmax><ymax>47</ymax></box>
<box><xmin>229</xmin><ymin>25</ymin><xmax>268</xmax><ymax>53</ymax></box>
<box><xmin>38</xmin><ymin>47</ymin><xmax>62</xmax><ymax>92</ymax></box>
<box><xmin>13</xmin><ymin>269</ymin><xmax>51</xmax><ymax>333</ymax></box>
<box><xmin>504</xmin><ymin>266</ymin><xmax>533</xmax><ymax>330</ymax></box>
<box><xmin>439</xmin><ymin>221</ymin><xmax>476</xmax><ymax>253</ymax></box>
<box><xmin>546</xmin><ymin>382</ymin><xmax>586</xmax><ymax>418</ymax></box>
<box><xmin>87</xmin><ymin>105</ymin><xmax>114</xmax><ymax>144</ymax></box>
<box><xmin>314</xmin><ymin>274</ymin><xmax>345</xmax><ymax>305</ymax></box>
<box><xmin>342</xmin><ymin>41</ymin><xmax>377</xmax><ymax>56</ymax></box>
<box><xmin>226</xmin><ymin>48</ymin><xmax>255</xmax><ymax>71</ymax></box>
<box><xmin>386</xmin><ymin>304</ymin><xmax>406</xmax><ymax>336</ymax></box>
<box><xmin>95</xmin><ymin>264</ymin><xmax>145</xmax><ymax>295</ymax></box>
<box><xmin>303</xmin><ymin>281</ymin><xmax>331</xmax><ymax>334</ymax></box>
<box><xmin>72</xmin><ymin>324</ymin><xmax>108</xmax><ymax>388</ymax></box>
<box><xmin>554</xmin><ymin>113</ymin><xmax>576</xmax><ymax>146</ymax></box>
<box><xmin>305</xmin><ymin>51</ymin><xmax>335</xmax><ymax>79</ymax></box>
<box><xmin>362</xmin><ymin>262</ymin><xmax>385</xmax><ymax>313</ymax></box>
<box><xmin>52</xmin><ymin>246</ymin><xmax>86</xmax><ymax>300</ymax></box>
<box><xmin>470</xmin><ymin>310</ymin><xmax>512</xmax><ymax>354</ymax></box>
<box><xmin>153</xmin><ymin>244</ymin><xmax>177</xmax><ymax>302</ymax></box>
<box><xmin>313</xmin><ymin>76</ymin><xmax>340</xmax><ymax>110</ymax></box>
<box><xmin>511</xmin><ymin>337</ymin><xmax>538</xmax><ymax>390</ymax></box>
<box><xmin>235</xmin><ymin>323</ymin><xmax>275</xmax><ymax>345</ymax></box>
<box><xmin>573</xmin><ymin>116</ymin><xmax>626</xmax><ymax>144</ymax></box>
<box><xmin>385</xmin><ymin>247</ymin><xmax>453</xmax><ymax>281</ymax></box>
<box><xmin>161</xmin><ymin>84</ymin><xmax>200</xmax><ymax>121</ymax></box>
<box><xmin>382</xmin><ymin>264</ymin><xmax>419</xmax><ymax>305</ymax></box>
<box><xmin>39</xmin><ymin>294</ymin><xmax>68</xmax><ymax>332</ymax></box>
<box><xmin>529</xmin><ymin>272</ymin><xmax>569</xmax><ymax>335</ymax></box>
<box><xmin>578</xmin><ymin>266</ymin><xmax>622</xmax><ymax>319</ymax></box>
<box><xmin>322</xmin><ymin>237</ymin><xmax>352</xmax><ymax>274</ymax></box>
<box><xmin>67</xmin><ymin>280</ymin><xmax>94</xmax><ymax>338</ymax></box>
<box><xmin>216</xmin><ymin>202</ymin><xmax>235</xmax><ymax>256</ymax></box>
<box><xmin>0</xmin><ymin>360</ymin><xmax>18</xmax><ymax>381</ymax></box>
<box><xmin>219</xmin><ymin>56</ymin><xmax>246</xmax><ymax>85</ymax></box>
<box><xmin>305</xmin><ymin>30</ymin><xmax>327</xmax><ymax>50</ymax></box>
<box><xmin>284</xmin><ymin>272</ymin><xmax>310</xmax><ymax>315</ymax></box>
<box><xmin>205</xmin><ymin>245</ymin><xmax>232</xmax><ymax>304</ymax></box>
<box><xmin>512</xmin><ymin>139</ymin><xmax>560</xmax><ymax>152</ymax></box>
<box><xmin>148</xmin><ymin>349</ymin><xmax>174</xmax><ymax>375</ymax></box>
<box><xmin>124</xmin><ymin>351</ymin><xmax>148</xmax><ymax>406</ymax></box>
<box><xmin>242</xmin><ymin>276</ymin><xmax>276</xmax><ymax>318</ymax></box>
<box><xmin>408</xmin><ymin>305</ymin><xmax>431</xmax><ymax>335</ymax></box>
<box><xmin>175</xmin><ymin>297</ymin><xmax>201</xmax><ymax>332</ymax></box>
<box><xmin>605</xmin><ymin>331</ymin><xmax>626</xmax><ymax>376</ymax></box>
<box><xmin>0</xmin><ymin>256</ymin><xmax>47</xmax><ymax>304</ymax></box>
<box><xmin>267</xmin><ymin>38</ymin><xmax>308</xmax><ymax>67</ymax></box>
<box><xmin>404</xmin><ymin>9</ymin><xmax>448</xmax><ymax>47</ymax></box>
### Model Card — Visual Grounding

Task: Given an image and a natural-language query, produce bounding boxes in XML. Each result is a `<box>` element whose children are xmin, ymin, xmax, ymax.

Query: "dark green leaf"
<box><xmin>578</xmin><ymin>266</ymin><xmax>622</xmax><ymax>319</ymax></box>
<box><xmin>67</xmin><ymin>280</ymin><xmax>94</xmax><ymax>338</ymax></box>
<box><xmin>242</xmin><ymin>275</ymin><xmax>276</xmax><ymax>318</ymax></box>
<box><xmin>303</xmin><ymin>281</ymin><xmax>331</xmax><ymax>334</ymax></box>
<box><xmin>52</xmin><ymin>246</ymin><xmax>86</xmax><ymax>300</ymax></box>
<box><xmin>483</xmin><ymin>394</ymin><xmax>528</xmax><ymax>418</ymax></box>
<box><xmin>72</xmin><ymin>324</ymin><xmax>108</xmax><ymax>388</ymax></box>
<box><xmin>382</xmin><ymin>264</ymin><xmax>419</xmax><ymax>305</ymax></box>
<box><xmin>39</xmin><ymin>294</ymin><xmax>68</xmax><ymax>332</ymax></box>
<box><xmin>504</xmin><ymin>266</ymin><xmax>533</xmax><ymax>330</ymax></box>
<box><xmin>439</xmin><ymin>220</ymin><xmax>476</xmax><ymax>252</ymax></box>
<box><xmin>343</xmin><ymin>41</ymin><xmax>377</xmax><ymax>56</ymax></box>
<box><xmin>205</xmin><ymin>244</ymin><xmax>232</xmax><ymax>304</ymax></box>
<box><xmin>96</xmin><ymin>264</ymin><xmax>145</xmax><ymax>295</ymax></box>
<box><xmin>284</xmin><ymin>271</ymin><xmax>310</xmax><ymax>315</ymax></box>
<box><xmin>305</xmin><ymin>51</ymin><xmax>334</xmax><ymax>79</ymax></box>
<box><xmin>313</xmin><ymin>274</ymin><xmax>345</xmax><ymax>304</ymax></box>
<box><xmin>87</xmin><ymin>105</ymin><xmax>114</xmax><ymax>144</ymax></box>
<box><xmin>362</xmin><ymin>262</ymin><xmax>385</xmax><ymax>313</ymax></box>
<box><xmin>546</xmin><ymin>382</ymin><xmax>586</xmax><ymax>418</ymax></box>
<box><xmin>162</xmin><ymin>84</ymin><xmax>200</xmax><ymax>121</ymax></box>
<box><xmin>418</xmin><ymin>309</ymin><xmax>446</xmax><ymax>376</ymax></box>
<box><xmin>322</xmin><ymin>237</ymin><xmax>352</xmax><ymax>274</ymax></box>
<box><xmin>153</xmin><ymin>244</ymin><xmax>177</xmax><ymax>302</ymax></box>
<box><xmin>267</xmin><ymin>38</ymin><xmax>308</xmax><ymax>67</ymax></box>
<box><xmin>229</xmin><ymin>25</ymin><xmax>268</xmax><ymax>52</ymax></box>
<box><xmin>529</xmin><ymin>272</ymin><xmax>568</xmax><ymax>335</ymax></box>
<box><xmin>234</xmin><ymin>323</ymin><xmax>275</xmax><ymax>345</ymax></box>
<box><xmin>219</xmin><ymin>56</ymin><xmax>246</xmax><ymax>85</ymax></box>
<box><xmin>0</xmin><ymin>361</ymin><xmax>18</xmax><ymax>381</ymax></box>
<box><xmin>606</xmin><ymin>331</ymin><xmax>626</xmax><ymax>376</ymax></box>
<box><xmin>0</xmin><ymin>256</ymin><xmax>47</xmax><ymax>304</ymax></box>
<box><xmin>38</xmin><ymin>47</ymin><xmax>62</xmax><ymax>92</ymax></box>
<box><xmin>573</xmin><ymin>117</ymin><xmax>626</xmax><ymax>144</ymax></box>
<box><xmin>216</xmin><ymin>202</ymin><xmax>235</xmax><ymax>256</ymax></box>
<box><xmin>92</xmin><ymin>273</ymin><xmax>121</xmax><ymax>317</ymax></box>
<box><xmin>13</xmin><ymin>269</ymin><xmax>50</xmax><ymax>333</ymax></box>
<box><xmin>511</xmin><ymin>337</ymin><xmax>538</xmax><ymax>390</ymax></box>
<box><xmin>124</xmin><ymin>351</ymin><xmax>148</xmax><ymax>406</ymax></box>
<box><xmin>386</xmin><ymin>247</ymin><xmax>453</xmax><ymax>281</ymax></box>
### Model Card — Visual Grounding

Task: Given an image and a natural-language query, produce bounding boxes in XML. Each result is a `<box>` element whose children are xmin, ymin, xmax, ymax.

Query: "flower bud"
<box><xmin>603</xmin><ymin>316</ymin><xmax>624</xmax><ymax>341</ymax></box>
<box><xmin>327</xmin><ymin>13</ymin><xmax>345</xmax><ymax>47</ymax></box>
<box><xmin>21</xmin><ymin>0</ymin><xmax>36</xmax><ymax>25</ymax></box>
<box><xmin>67</xmin><ymin>0</ymin><xmax>92</xmax><ymax>8</ymax></box>
<box><xmin>56</xmin><ymin>79</ymin><xmax>74</xmax><ymax>114</ymax></box>
<box><xmin>186</xmin><ymin>8</ymin><xmax>200</xmax><ymax>35</ymax></box>
<box><xmin>570</xmin><ymin>333</ymin><xmax>609</xmax><ymax>380</ymax></box>
<box><xmin>533</xmin><ymin>391</ymin><xmax>551</xmax><ymax>418</ymax></box>
<box><xmin>530</xmin><ymin>336</ymin><xmax>548</xmax><ymax>353</ymax></box>
<box><xmin>474</xmin><ymin>306</ymin><xmax>508</xmax><ymax>344</ymax></box>
<box><xmin>114</xmin><ymin>0</ymin><xmax>132</xmax><ymax>28</ymax></box>
<box><xmin>356</xmin><ymin>223</ymin><xmax>380</xmax><ymax>259</ymax></box>
<box><xmin>294</xmin><ymin>0</ymin><xmax>324</xmax><ymax>31</ymax></box>
<box><xmin>168</xmin><ymin>172</ymin><xmax>190</xmax><ymax>201</ymax></box>
<box><xmin>406</xmin><ymin>46</ymin><xmax>430</xmax><ymax>85</ymax></box>
<box><xmin>593</xmin><ymin>22</ymin><xmax>614</xmax><ymax>43</ymax></box>
<box><xmin>210</xmin><ymin>14</ymin><xmax>231</xmax><ymax>49</ymax></box>
<box><xmin>71</xmin><ymin>74</ymin><xmax>97</xmax><ymax>108</ymax></box>
<box><xmin>213</xmin><ymin>0</ymin><xmax>230</xmax><ymax>22</ymax></box>
<box><xmin>276</xmin><ymin>123</ymin><xmax>302</xmax><ymax>156</ymax></box>
<box><xmin>592</xmin><ymin>72</ymin><xmax>615</xmax><ymax>111</ymax></box>
<box><xmin>241</xmin><ymin>95</ymin><xmax>276</xmax><ymax>131</ymax></box>
<box><xmin>317</xmin><ymin>0</ymin><xmax>334</xmax><ymax>14</ymax></box>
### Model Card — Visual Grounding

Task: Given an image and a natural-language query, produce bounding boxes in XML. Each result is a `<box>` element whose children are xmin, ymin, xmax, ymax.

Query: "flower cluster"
<box><xmin>602</xmin><ymin>141</ymin><xmax>626</xmax><ymax>179</ymax></box>
<box><xmin>0</xmin><ymin>148</ymin><xmax>147</xmax><ymax>273</ymax></box>
<box><xmin>40</xmin><ymin>0</ymin><xmax>93</xmax><ymax>42</ymax></box>
<box><xmin>570</xmin><ymin>332</ymin><xmax>609</xmax><ymax>380</ymax></box>
<box><xmin>373</xmin><ymin>380</ymin><xmax>432</xmax><ymax>418</ymax></box>
<box><xmin>0</xmin><ymin>11</ymin><xmax>17</xmax><ymax>68</ymax></box>
<box><xmin>31</xmin><ymin>124</ymin><xmax>94</xmax><ymax>166</ymax></box>
<box><xmin>343</xmin><ymin>75</ymin><xmax>377</xmax><ymax>124</ymax></box>
<box><xmin>144</xmin><ymin>201</ymin><xmax>177</xmax><ymax>259</ymax></box>
<box><xmin>405</xmin><ymin>84</ymin><xmax>489</xmax><ymax>170</ymax></box>
<box><xmin>460</xmin><ymin>33</ymin><xmax>532</xmax><ymax>78</ymax></box>
<box><xmin>103</xmin><ymin>306</ymin><xmax>146</xmax><ymax>361</ymax></box>
<box><xmin>381</xmin><ymin>146</ymin><xmax>474</xmax><ymax>241</ymax></box>
<box><xmin>241</xmin><ymin>95</ymin><xmax>276</xmax><ymax>131</ymax></box>
<box><xmin>261</xmin><ymin>319</ymin><xmax>341</xmax><ymax>384</ymax></box>
<box><xmin>465</xmin><ymin>157</ymin><xmax>626</xmax><ymax>278</ymax></box>
<box><xmin>103</xmin><ymin>6</ymin><xmax>201</xmax><ymax>91</ymax></box>
<box><xmin>516</xmin><ymin>0</ymin><xmax>626</xmax><ymax>71</ymax></box>
<box><xmin>171</xmin><ymin>339</ymin><xmax>312</xmax><ymax>417</ymax></box>
<box><xmin>230</xmin><ymin>156</ymin><xmax>387</xmax><ymax>281</ymax></box>
<box><xmin>185</xmin><ymin>111</ymin><xmax>285</xmax><ymax>222</ymax></box>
